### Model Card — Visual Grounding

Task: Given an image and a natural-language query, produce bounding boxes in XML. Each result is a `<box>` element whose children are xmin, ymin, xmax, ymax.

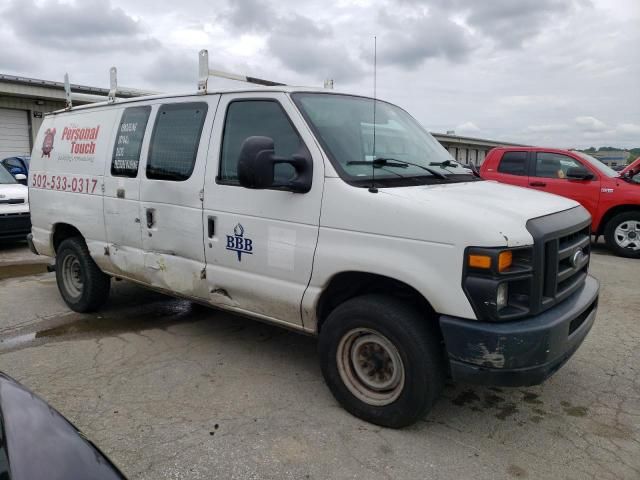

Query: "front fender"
<box><xmin>301</xmin><ymin>227</ymin><xmax>476</xmax><ymax>332</ymax></box>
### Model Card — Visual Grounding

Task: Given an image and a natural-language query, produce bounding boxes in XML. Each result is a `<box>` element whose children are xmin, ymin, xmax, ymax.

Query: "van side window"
<box><xmin>534</xmin><ymin>152</ymin><xmax>584</xmax><ymax>179</ymax></box>
<box><xmin>219</xmin><ymin>100</ymin><xmax>301</xmax><ymax>184</ymax></box>
<box><xmin>147</xmin><ymin>102</ymin><xmax>208</xmax><ymax>181</ymax></box>
<box><xmin>497</xmin><ymin>151</ymin><xmax>528</xmax><ymax>176</ymax></box>
<box><xmin>111</xmin><ymin>106</ymin><xmax>151</xmax><ymax>177</ymax></box>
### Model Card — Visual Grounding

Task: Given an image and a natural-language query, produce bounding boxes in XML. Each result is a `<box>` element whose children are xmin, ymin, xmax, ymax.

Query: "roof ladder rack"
<box><xmin>108</xmin><ymin>67</ymin><xmax>117</xmax><ymax>103</ymax></box>
<box><xmin>198</xmin><ymin>49</ymin><xmax>286</xmax><ymax>93</ymax></box>
<box><xmin>64</xmin><ymin>73</ymin><xmax>72</xmax><ymax>109</ymax></box>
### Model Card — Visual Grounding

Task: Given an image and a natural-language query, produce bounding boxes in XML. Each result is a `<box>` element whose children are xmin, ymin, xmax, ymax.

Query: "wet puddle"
<box><xmin>0</xmin><ymin>299</ymin><xmax>208</xmax><ymax>352</ymax></box>
<box><xmin>0</xmin><ymin>263</ymin><xmax>50</xmax><ymax>280</ymax></box>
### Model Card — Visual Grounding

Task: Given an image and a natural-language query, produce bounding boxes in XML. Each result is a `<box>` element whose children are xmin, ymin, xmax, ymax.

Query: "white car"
<box><xmin>27</xmin><ymin>85</ymin><xmax>599</xmax><ymax>428</ymax></box>
<box><xmin>0</xmin><ymin>165</ymin><xmax>30</xmax><ymax>241</ymax></box>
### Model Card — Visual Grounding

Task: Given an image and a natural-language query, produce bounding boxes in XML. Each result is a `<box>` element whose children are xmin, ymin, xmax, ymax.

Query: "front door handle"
<box><xmin>529</xmin><ymin>181</ymin><xmax>547</xmax><ymax>187</ymax></box>
<box><xmin>207</xmin><ymin>216</ymin><xmax>215</xmax><ymax>238</ymax></box>
<box><xmin>146</xmin><ymin>208</ymin><xmax>155</xmax><ymax>228</ymax></box>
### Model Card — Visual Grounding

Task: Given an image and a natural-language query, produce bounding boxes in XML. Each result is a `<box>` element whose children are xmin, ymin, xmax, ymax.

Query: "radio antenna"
<box><xmin>369</xmin><ymin>36</ymin><xmax>378</xmax><ymax>194</ymax></box>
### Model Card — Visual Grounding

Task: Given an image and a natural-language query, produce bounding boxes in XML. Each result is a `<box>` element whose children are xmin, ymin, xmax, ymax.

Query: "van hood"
<box><xmin>382</xmin><ymin>180</ymin><xmax>579</xmax><ymax>220</ymax></box>
<box><xmin>0</xmin><ymin>183</ymin><xmax>28</xmax><ymax>201</ymax></box>
<box><xmin>379</xmin><ymin>179</ymin><xmax>582</xmax><ymax>247</ymax></box>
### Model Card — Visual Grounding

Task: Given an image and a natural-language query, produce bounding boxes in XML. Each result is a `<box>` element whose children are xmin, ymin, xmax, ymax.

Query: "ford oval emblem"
<box><xmin>571</xmin><ymin>249</ymin><xmax>586</xmax><ymax>268</ymax></box>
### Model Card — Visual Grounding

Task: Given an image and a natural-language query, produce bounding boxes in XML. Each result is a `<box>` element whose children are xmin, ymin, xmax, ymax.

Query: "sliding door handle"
<box><xmin>207</xmin><ymin>216</ymin><xmax>215</xmax><ymax>238</ymax></box>
<box><xmin>146</xmin><ymin>208</ymin><xmax>155</xmax><ymax>228</ymax></box>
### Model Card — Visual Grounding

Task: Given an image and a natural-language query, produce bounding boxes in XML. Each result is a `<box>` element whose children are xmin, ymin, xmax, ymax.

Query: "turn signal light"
<box><xmin>498</xmin><ymin>251</ymin><xmax>513</xmax><ymax>272</ymax></box>
<box><xmin>468</xmin><ymin>254</ymin><xmax>491</xmax><ymax>269</ymax></box>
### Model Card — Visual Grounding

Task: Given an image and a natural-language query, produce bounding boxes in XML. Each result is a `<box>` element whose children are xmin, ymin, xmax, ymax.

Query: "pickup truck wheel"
<box><xmin>318</xmin><ymin>294</ymin><xmax>444</xmax><ymax>428</ymax></box>
<box><xmin>604</xmin><ymin>212</ymin><xmax>640</xmax><ymax>258</ymax></box>
<box><xmin>56</xmin><ymin>237</ymin><xmax>110</xmax><ymax>312</ymax></box>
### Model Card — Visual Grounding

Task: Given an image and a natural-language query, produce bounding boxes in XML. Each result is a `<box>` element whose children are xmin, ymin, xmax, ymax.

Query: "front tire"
<box><xmin>604</xmin><ymin>212</ymin><xmax>640</xmax><ymax>258</ymax></box>
<box><xmin>318</xmin><ymin>295</ymin><xmax>445</xmax><ymax>428</ymax></box>
<box><xmin>56</xmin><ymin>237</ymin><xmax>111</xmax><ymax>312</ymax></box>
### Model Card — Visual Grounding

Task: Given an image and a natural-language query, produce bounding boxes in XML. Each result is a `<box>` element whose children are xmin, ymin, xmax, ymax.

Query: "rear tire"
<box><xmin>604</xmin><ymin>211</ymin><xmax>640</xmax><ymax>258</ymax></box>
<box><xmin>56</xmin><ymin>237</ymin><xmax>110</xmax><ymax>312</ymax></box>
<box><xmin>318</xmin><ymin>294</ymin><xmax>445</xmax><ymax>428</ymax></box>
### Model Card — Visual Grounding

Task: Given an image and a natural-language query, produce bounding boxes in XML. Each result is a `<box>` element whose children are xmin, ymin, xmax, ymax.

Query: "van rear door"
<box><xmin>138</xmin><ymin>96</ymin><xmax>219</xmax><ymax>298</ymax></box>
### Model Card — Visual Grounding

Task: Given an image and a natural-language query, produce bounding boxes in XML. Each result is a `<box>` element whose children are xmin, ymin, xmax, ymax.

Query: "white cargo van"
<box><xmin>27</xmin><ymin>78</ymin><xmax>599</xmax><ymax>427</ymax></box>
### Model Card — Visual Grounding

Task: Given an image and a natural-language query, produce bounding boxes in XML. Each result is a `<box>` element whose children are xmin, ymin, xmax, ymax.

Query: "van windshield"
<box><xmin>292</xmin><ymin>93</ymin><xmax>477</xmax><ymax>187</ymax></box>
<box><xmin>0</xmin><ymin>165</ymin><xmax>17</xmax><ymax>184</ymax></box>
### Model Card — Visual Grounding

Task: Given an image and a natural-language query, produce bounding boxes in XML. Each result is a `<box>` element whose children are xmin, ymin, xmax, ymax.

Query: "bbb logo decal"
<box><xmin>226</xmin><ymin>223</ymin><xmax>253</xmax><ymax>262</ymax></box>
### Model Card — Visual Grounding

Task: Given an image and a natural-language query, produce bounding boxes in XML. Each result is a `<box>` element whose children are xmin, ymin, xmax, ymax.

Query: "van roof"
<box><xmin>46</xmin><ymin>86</ymin><xmax>341</xmax><ymax>116</ymax></box>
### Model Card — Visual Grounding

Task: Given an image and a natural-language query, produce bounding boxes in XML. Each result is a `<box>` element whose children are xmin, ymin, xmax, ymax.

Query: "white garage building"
<box><xmin>0</xmin><ymin>73</ymin><xmax>147</xmax><ymax>159</ymax></box>
<box><xmin>0</xmin><ymin>72</ymin><xmax>525</xmax><ymax>164</ymax></box>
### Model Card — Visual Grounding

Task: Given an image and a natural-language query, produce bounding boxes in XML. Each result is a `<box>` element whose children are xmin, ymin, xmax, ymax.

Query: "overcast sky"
<box><xmin>1</xmin><ymin>0</ymin><xmax>638</xmax><ymax>148</ymax></box>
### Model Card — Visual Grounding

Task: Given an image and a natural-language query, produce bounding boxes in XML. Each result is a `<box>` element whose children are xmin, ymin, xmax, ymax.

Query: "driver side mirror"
<box><xmin>14</xmin><ymin>173</ymin><xmax>27</xmax><ymax>185</ymax></box>
<box><xmin>237</xmin><ymin>136</ymin><xmax>313</xmax><ymax>193</ymax></box>
<box><xmin>566</xmin><ymin>167</ymin><xmax>594</xmax><ymax>181</ymax></box>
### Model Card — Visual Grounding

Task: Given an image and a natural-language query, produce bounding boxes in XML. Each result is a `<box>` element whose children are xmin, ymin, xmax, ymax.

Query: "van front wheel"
<box><xmin>318</xmin><ymin>295</ymin><xmax>444</xmax><ymax>428</ymax></box>
<box><xmin>56</xmin><ymin>237</ymin><xmax>110</xmax><ymax>312</ymax></box>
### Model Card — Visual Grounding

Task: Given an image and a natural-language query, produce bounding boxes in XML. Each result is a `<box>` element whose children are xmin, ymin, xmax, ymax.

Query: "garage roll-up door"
<box><xmin>0</xmin><ymin>108</ymin><xmax>30</xmax><ymax>159</ymax></box>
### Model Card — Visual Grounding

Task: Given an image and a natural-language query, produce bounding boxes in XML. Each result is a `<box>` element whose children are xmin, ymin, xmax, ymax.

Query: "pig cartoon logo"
<box><xmin>41</xmin><ymin>128</ymin><xmax>56</xmax><ymax>158</ymax></box>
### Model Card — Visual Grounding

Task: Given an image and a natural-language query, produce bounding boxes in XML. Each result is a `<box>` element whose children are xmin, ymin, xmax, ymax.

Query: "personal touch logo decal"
<box><xmin>41</xmin><ymin>128</ymin><xmax>56</xmax><ymax>157</ymax></box>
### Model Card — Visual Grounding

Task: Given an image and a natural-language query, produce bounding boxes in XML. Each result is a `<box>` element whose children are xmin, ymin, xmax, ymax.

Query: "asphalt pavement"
<box><xmin>0</xmin><ymin>242</ymin><xmax>638</xmax><ymax>480</ymax></box>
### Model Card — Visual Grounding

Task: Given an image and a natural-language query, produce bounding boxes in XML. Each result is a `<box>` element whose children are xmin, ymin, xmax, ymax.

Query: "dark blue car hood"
<box><xmin>0</xmin><ymin>373</ymin><xmax>126</xmax><ymax>480</ymax></box>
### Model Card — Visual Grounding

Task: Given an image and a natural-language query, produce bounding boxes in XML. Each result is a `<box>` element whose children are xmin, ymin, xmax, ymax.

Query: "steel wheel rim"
<box><xmin>337</xmin><ymin>328</ymin><xmax>405</xmax><ymax>406</ymax></box>
<box><xmin>61</xmin><ymin>253</ymin><xmax>83</xmax><ymax>298</ymax></box>
<box><xmin>614</xmin><ymin>220</ymin><xmax>640</xmax><ymax>251</ymax></box>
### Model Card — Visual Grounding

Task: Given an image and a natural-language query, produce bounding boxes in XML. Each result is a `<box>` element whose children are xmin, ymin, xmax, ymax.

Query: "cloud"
<box><xmin>526</xmin><ymin>124</ymin><xmax>570</xmax><ymax>133</ymax></box>
<box><xmin>575</xmin><ymin>116</ymin><xmax>607</xmax><ymax>132</ymax></box>
<box><xmin>463</xmin><ymin>0</ymin><xmax>576</xmax><ymax>48</ymax></box>
<box><xmin>267</xmin><ymin>16</ymin><xmax>363</xmax><ymax>82</ymax></box>
<box><xmin>617</xmin><ymin>123</ymin><xmax>640</xmax><ymax>135</ymax></box>
<box><xmin>4</xmin><ymin>0</ymin><xmax>160</xmax><ymax>51</ymax></box>
<box><xmin>374</xmin><ymin>9</ymin><xmax>474</xmax><ymax>68</ymax></box>
<box><xmin>222</xmin><ymin>0</ymin><xmax>275</xmax><ymax>32</ymax></box>
<box><xmin>455</xmin><ymin>122</ymin><xmax>481</xmax><ymax>133</ymax></box>
<box><xmin>142</xmin><ymin>49</ymin><xmax>199</xmax><ymax>88</ymax></box>
<box><xmin>499</xmin><ymin>95</ymin><xmax>569</xmax><ymax>108</ymax></box>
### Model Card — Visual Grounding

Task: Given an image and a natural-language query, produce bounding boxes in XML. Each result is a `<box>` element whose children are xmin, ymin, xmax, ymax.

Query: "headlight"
<box><xmin>463</xmin><ymin>247</ymin><xmax>533</xmax><ymax>322</ymax></box>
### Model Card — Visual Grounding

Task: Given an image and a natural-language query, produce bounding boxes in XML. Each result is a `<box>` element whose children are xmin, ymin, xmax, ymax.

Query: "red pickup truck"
<box><xmin>481</xmin><ymin>147</ymin><xmax>640</xmax><ymax>258</ymax></box>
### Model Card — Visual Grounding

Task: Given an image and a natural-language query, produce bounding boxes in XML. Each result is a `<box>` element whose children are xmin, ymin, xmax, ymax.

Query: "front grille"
<box><xmin>545</xmin><ymin>225</ymin><xmax>590</xmax><ymax>299</ymax></box>
<box><xmin>527</xmin><ymin>207</ymin><xmax>592</xmax><ymax>315</ymax></box>
<box><xmin>0</xmin><ymin>198</ymin><xmax>25</xmax><ymax>205</ymax></box>
<box><xmin>0</xmin><ymin>212</ymin><xmax>31</xmax><ymax>235</ymax></box>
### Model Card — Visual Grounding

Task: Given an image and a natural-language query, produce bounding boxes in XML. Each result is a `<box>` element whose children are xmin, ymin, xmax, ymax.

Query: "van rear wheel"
<box><xmin>318</xmin><ymin>294</ymin><xmax>445</xmax><ymax>428</ymax></box>
<box><xmin>604</xmin><ymin>212</ymin><xmax>640</xmax><ymax>258</ymax></box>
<box><xmin>56</xmin><ymin>237</ymin><xmax>110</xmax><ymax>312</ymax></box>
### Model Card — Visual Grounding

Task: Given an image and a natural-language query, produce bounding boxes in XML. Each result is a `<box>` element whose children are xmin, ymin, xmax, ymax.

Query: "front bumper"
<box><xmin>440</xmin><ymin>275</ymin><xmax>599</xmax><ymax>387</ymax></box>
<box><xmin>0</xmin><ymin>212</ymin><xmax>31</xmax><ymax>240</ymax></box>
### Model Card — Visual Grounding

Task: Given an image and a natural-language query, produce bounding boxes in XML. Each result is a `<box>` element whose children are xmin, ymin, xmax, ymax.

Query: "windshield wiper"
<box><xmin>347</xmin><ymin>158</ymin><xmax>448</xmax><ymax>180</ymax></box>
<box><xmin>429</xmin><ymin>159</ymin><xmax>458</xmax><ymax>169</ymax></box>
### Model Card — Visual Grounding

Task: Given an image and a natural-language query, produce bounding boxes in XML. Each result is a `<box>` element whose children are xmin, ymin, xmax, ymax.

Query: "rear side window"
<box><xmin>147</xmin><ymin>102</ymin><xmax>208</xmax><ymax>181</ymax></box>
<box><xmin>219</xmin><ymin>100</ymin><xmax>301</xmax><ymax>184</ymax></box>
<box><xmin>111</xmin><ymin>106</ymin><xmax>151</xmax><ymax>177</ymax></box>
<box><xmin>497</xmin><ymin>151</ymin><xmax>528</xmax><ymax>176</ymax></box>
